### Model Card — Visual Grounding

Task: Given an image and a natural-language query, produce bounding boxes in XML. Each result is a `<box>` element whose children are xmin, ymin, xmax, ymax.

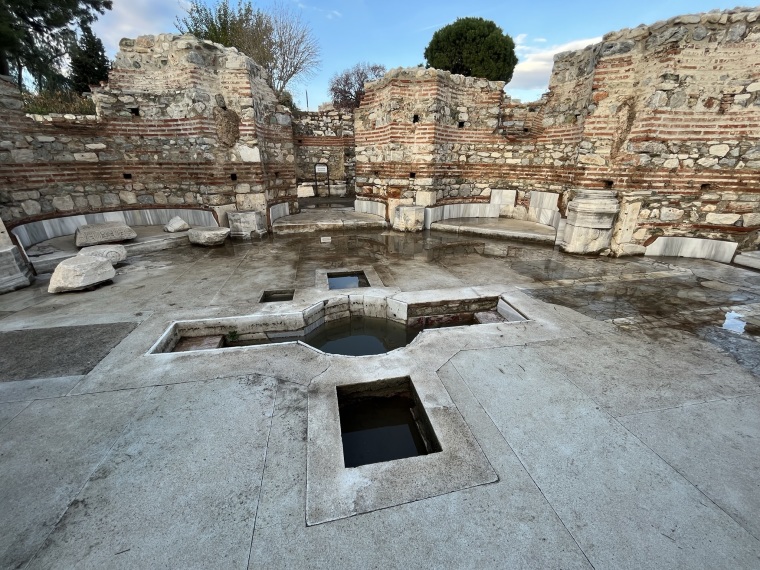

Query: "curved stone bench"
<box><xmin>11</xmin><ymin>208</ymin><xmax>217</xmax><ymax>250</ymax></box>
<box><xmin>645</xmin><ymin>236</ymin><xmax>738</xmax><ymax>263</ymax></box>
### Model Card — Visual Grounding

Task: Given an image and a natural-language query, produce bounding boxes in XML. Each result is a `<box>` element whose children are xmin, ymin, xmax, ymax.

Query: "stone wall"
<box><xmin>0</xmin><ymin>34</ymin><xmax>297</xmax><ymax>233</ymax></box>
<box><xmin>293</xmin><ymin>109</ymin><xmax>355</xmax><ymax>193</ymax></box>
<box><xmin>2</xmin><ymin>8</ymin><xmax>760</xmax><ymax>255</ymax></box>
<box><xmin>354</xmin><ymin>7</ymin><xmax>760</xmax><ymax>251</ymax></box>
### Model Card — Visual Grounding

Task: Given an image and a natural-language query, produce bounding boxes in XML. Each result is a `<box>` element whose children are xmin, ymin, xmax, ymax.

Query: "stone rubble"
<box><xmin>188</xmin><ymin>226</ymin><xmax>230</xmax><ymax>246</ymax></box>
<box><xmin>77</xmin><ymin>244</ymin><xmax>128</xmax><ymax>264</ymax></box>
<box><xmin>163</xmin><ymin>216</ymin><xmax>191</xmax><ymax>233</ymax></box>
<box><xmin>48</xmin><ymin>255</ymin><xmax>115</xmax><ymax>293</ymax></box>
<box><xmin>74</xmin><ymin>222</ymin><xmax>137</xmax><ymax>247</ymax></box>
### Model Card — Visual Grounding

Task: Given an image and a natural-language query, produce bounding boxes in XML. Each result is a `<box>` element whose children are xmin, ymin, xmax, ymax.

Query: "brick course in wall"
<box><xmin>0</xmin><ymin>34</ymin><xmax>298</xmax><ymax>231</ymax></box>
<box><xmin>354</xmin><ymin>7</ymin><xmax>760</xmax><ymax>250</ymax></box>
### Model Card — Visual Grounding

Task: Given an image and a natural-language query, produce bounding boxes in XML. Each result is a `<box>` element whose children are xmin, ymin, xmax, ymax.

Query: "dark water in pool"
<box><xmin>339</xmin><ymin>394</ymin><xmax>427</xmax><ymax>467</ymax></box>
<box><xmin>328</xmin><ymin>272</ymin><xmax>370</xmax><ymax>289</ymax></box>
<box><xmin>306</xmin><ymin>316</ymin><xmax>418</xmax><ymax>355</ymax></box>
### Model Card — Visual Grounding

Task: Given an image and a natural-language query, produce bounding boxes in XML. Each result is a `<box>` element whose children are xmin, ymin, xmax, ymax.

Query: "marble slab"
<box><xmin>645</xmin><ymin>237</ymin><xmax>738</xmax><ymax>263</ymax></box>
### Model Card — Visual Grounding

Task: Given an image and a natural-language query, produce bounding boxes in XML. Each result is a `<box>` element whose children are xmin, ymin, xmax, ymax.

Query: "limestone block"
<box><xmin>73</xmin><ymin>152</ymin><xmax>98</xmax><ymax>162</ymax></box>
<box><xmin>78</xmin><ymin>244</ymin><xmax>128</xmax><ymax>264</ymax></box>
<box><xmin>21</xmin><ymin>200</ymin><xmax>41</xmax><ymax>215</ymax></box>
<box><xmin>329</xmin><ymin>183</ymin><xmax>347</xmax><ymax>197</ymax></box>
<box><xmin>616</xmin><ymin>243</ymin><xmax>647</xmax><ymax>256</ymax></box>
<box><xmin>743</xmin><ymin>213</ymin><xmax>760</xmax><ymax>226</ymax></box>
<box><xmin>386</xmin><ymin>198</ymin><xmax>413</xmax><ymax>221</ymax></box>
<box><xmin>48</xmin><ymin>256</ymin><xmax>115</xmax><ymax>293</ymax></box>
<box><xmin>75</xmin><ymin>222</ymin><xmax>137</xmax><ymax>247</ymax></box>
<box><xmin>228</xmin><ymin>211</ymin><xmax>267</xmax><ymax>238</ymax></box>
<box><xmin>512</xmin><ymin>205</ymin><xmax>528</xmax><ymax>220</ymax></box>
<box><xmin>561</xmin><ymin>190</ymin><xmax>620</xmax><ymax>254</ymax></box>
<box><xmin>188</xmin><ymin>227</ymin><xmax>230</xmax><ymax>246</ymax></box>
<box><xmin>560</xmin><ymin>224</ymin><xmax>614</xmax><ymax>254</ymax></box>
<box><xmin>0</xmin><ymin>246</ymin><xmax>34</xmax><ymax>294</ymax></box>
<box><xmin>238</xmin><ymin>145</ymin><xmax>261</xmax><ymax>162</ymax></box>
<box><xmin>709</xmin><ymin>144</ymin><xmax>730</xmax><ymax>157</ymax></box>
<box><xmin>392</xmin><ymin>206</ymin><xmax>425</xmax><ymax>232</ymax></box>
<box><xmin>119</xmin><ymin>190</ymin><xmax>137</xmax><ymax>204</ymax></box>
<box><xmin>415</xmin><ymin>190</ymin><xmax>438</xmax><ymax>207</ymax></box>
<box><xmin>705</xmin><ymin>213</ymin><xmax>741</xmax><ymax>225</ymax></box>
<box><xmin>163</xmin><ymin>216</ymin><xmax>190</xmax><ymax>232</ymax></box>
<box><xmin>660</xmin><ymin>207</ymin><xmax>685</xmax><ymax>221</ymax></box>
<box><xmin>565</xmin><ymin>190</ymin><xmax>619</xmax><ymax>229</ymax></box>
<box><xmin>211</xmin><ymin>204</ymin><xmax>237</xmax><ymax>228</ymax></box>
<box><xmin>611</xmin><ymin>201</ymin><xmax>642</xmax><ymax>251</ymax></box>
<box><xmin>578</xmin><ymin>154</ymin><xmax>607</xmax><ymax>166</ymax></box>
<box><xmin>52</xmin><ymin>196</ymin><xmax>75</xmax><ymax>211</ymax></box>
<box><xmin>0</xmin><ymin>219</ymin><xmax>11</xmax><ymax>248</ymax></box>
<box><xmin>237</xmin><ymin>193</ymin><xmax>267</xmax><ymax>212</ymax></box>
<box><xmin>297</xmin><ymin>183</ymin><xmax>315</xmax><ymax>198</ymax></box>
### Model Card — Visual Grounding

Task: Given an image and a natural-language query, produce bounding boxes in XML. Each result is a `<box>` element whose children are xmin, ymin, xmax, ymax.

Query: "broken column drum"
<box><xmin>560</xmin><ymin>190</ymin><xmax>621</xmax><ymax>254</ymax></box>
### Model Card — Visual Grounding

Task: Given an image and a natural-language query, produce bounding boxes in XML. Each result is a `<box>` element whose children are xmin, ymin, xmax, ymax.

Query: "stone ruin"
<box><xmin>1</xmin><ymin>7</ymin><xmax>760</xmax><ymax>292</ymax></box>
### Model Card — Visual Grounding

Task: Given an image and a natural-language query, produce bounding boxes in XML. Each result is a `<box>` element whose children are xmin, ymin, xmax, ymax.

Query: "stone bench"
<box><xmin>75</xmin><ymin>222</ymin><xmax>137</xmax><ymax>247</ymax></box>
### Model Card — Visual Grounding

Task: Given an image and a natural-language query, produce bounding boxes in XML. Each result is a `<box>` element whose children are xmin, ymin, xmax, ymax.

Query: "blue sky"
<box><xmin>93</xmin><ymin>0</ymin><xmax>749</xmax><ymax>109</ymax></box>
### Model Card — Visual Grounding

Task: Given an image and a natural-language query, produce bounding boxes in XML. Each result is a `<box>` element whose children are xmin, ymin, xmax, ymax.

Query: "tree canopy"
<box><xmin>423</xmin><ymin>17</ymin><xmax>517</xmax><ymax>83</ymax></box>
<box><xmin>177</xmin><ymin>0</ymin><xmax>320</xmax><ymax>101</ymax></box>
<box><xmin>69</xmin><ymin>26</ymin><xmax>110</xmax><ymax>94</ymax></box>
<box><xmin>176</xmin><ymin>0</ymin><xmax>273</xmax><ymax>75</ymax></box>
<box><xmin>0</xmin><ymin>0</ymin><xmax>112</xmax><ymax>89</ymax></box>
<box><xmin>328</xmin><ymin>62</ymin><xmax>385</xmax><ymax>110</ymax></box>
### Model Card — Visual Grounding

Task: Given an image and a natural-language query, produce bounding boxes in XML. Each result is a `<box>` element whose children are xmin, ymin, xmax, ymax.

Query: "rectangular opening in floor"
<box><xmin>327</xmin><ymin>271</ymin><xmax>370</xmax><ymax>289</ymax></box>
<box><xmin>260</xmin><ymin>289</ymin><xmax>295</xmax><ymax>303</ymax></box>
<box><xmin>337</xmin><ymin>377</ymin><xmax>441</xmax><ymax>468</ymax></box>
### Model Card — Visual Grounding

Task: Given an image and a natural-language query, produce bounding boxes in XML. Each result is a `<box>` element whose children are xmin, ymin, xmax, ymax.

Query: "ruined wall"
<box><xmin>572</xmin><ymin>10</ymin><xmax>760</xmax><ymax>250</ymax></box>
<box><xmin>0</xmin><ymin>34</ymin><xmax>297</xmax><ymax>231</ymax></box>
<box><xmin>293</xmin><ymin>109</ymin><xmax>355</xmax><ymax>191</ymax></box>
<box><xmin>353</xmin><ymin>67</ymin><xmax>586</xmax><ymax>214</ymax></box>
<box><xmin>354</xmin><ymin>68</ymin><xmax>512</xmax><ymax>206</ymax></box>
<box><xmin>355</xmin><ymin>7</ymin><xmax>760</xmax><ymax>250</ymax></box>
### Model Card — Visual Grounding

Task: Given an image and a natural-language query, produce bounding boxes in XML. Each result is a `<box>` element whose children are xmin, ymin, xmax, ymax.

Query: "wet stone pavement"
<box><xmin>1</xmin><ymin>229</ymin><xmax>760</xmax><ymax>569</ymax></box>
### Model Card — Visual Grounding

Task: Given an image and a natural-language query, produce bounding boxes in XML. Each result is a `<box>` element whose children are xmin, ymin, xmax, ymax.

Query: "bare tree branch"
<box><xmin>328</xmin><ymin>62</ymin><xmax>386</xmax><ymax>110</ymax></box>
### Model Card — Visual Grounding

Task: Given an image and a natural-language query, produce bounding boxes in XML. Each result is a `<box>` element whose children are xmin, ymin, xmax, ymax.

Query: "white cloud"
<box><xmin>92</xmin><ymin>0</ymin><xmax>180</xmax><ymax>56</ymax></box>
<box><xmin>290</xmin><ymin>0</ymin><xmax>344</xmax><ymax>20</ymax></box>
<box><xmin>507</xmin><ymin>34</ymin><xmax>602</xmax><ymax>93</ymax></box>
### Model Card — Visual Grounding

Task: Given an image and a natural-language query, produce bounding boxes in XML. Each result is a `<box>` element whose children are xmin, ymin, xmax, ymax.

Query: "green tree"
<box><xmin>176</xmin><ymin>0</ymin><xmax>274</xmax><ymax>73</ymax></box>
<box><xmin>177</xmin><ymin>0</ymin><xmax>320</xmax><ymax>100</ymax></box>
<box><xmin>277</xmin><ymin>89</ymin><xmax>299</xmax><ymax>112</ymax></box>
<box><xmin>328</xmin><ymin>62</ymin><xmax>385</xmax><ymax>110</ymax></box>
<box><xmin>69</xmin><ymin>26</ymin><xmax>110</xmax><ymax>93</ymax></box>
<box><xmin>424</xmin><ymin>17</ymin><xmax>518</xmax><ymax>83</ymax></box>
<box><xmin>0</xmin><ymin>0</ymin><xmax>112</xmax><ymax>90</ymax></box>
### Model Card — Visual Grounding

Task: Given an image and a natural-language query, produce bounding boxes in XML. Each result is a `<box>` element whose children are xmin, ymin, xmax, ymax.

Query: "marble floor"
<box><xmin>1</xmin><ymin>230</ymin><xmax>759</xmax><ymax>569</ymax></box>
